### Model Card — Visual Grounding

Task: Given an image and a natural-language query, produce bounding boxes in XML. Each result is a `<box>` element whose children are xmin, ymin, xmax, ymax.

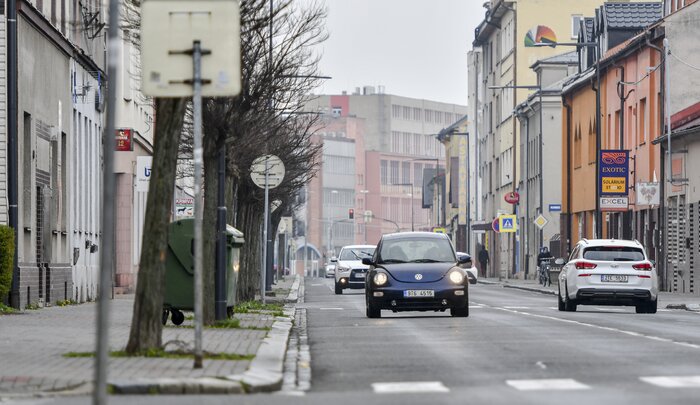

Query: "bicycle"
<box><xmin>538</xmin><ymin>258</ymin><xmax>552</xmax><ymax>287</ymax></box>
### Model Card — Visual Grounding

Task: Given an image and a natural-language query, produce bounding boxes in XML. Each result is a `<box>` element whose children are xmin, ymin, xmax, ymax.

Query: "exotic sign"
<box><xmin>599</xmin><ymin>150</ymin><xmax>629</xmax><ymax>195</ymax></box>
<box><xmin>599</xmin><ymin>150</ymin><xmax>629</xmax><ymax>212</ymax></box>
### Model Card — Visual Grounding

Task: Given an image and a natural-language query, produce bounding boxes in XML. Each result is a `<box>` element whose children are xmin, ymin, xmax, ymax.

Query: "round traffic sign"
<box><xmin>492</xmin><ymin>218</ymin><xmax>500</xmax><ymax>233</ymax></box>
<box><xmin>250</xmin><ymin>155</ymin><xmax>285</xmax><ymax>189</ymax></box>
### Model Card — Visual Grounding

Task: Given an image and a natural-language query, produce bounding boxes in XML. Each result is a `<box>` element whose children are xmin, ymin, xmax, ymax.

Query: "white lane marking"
<box><xmin>311</xmin><ymin>283</ymin><xmax>323</xmax><ymax>286</ymax></box>
<box><xmin>535</xmin><ymin>361</ymin><xmax>547</xmax><ymax>370</ymax></box>
<box><xmin>372</xmin><ymin>381</ymin><xmax>449</xmax><ymax>394</ymax></box>
<box><xmin>640</xmin><ymin>376</ymin><xmax>700</xmax><ymax>388</ymax></box>
<box><xmin>506</xmin><ymin>378</ymin><xmax>590</xmax><ymax>391</ymax></box>
<box><xmin>319</xmin><ymin>307</ymin><xmax>344</xmax><ymax>310</ymax></box>
<box><xmin>480</xmin><ymin>304</ymin><xmax>700</xmax><ymax>350</ymax></box>
<box><xmin>504</xmin><ymin>306</ymin><xmax>530</xmax><ymax>309</ymax></box>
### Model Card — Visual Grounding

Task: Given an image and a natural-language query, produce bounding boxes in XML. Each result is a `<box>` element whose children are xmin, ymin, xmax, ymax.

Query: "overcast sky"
<box><xmin>308</xmin><ymin>1</ymin><xmax>486</xmax><ymax>106</ymax></box>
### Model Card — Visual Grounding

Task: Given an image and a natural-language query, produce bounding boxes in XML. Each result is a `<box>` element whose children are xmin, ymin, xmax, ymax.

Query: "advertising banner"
<box><xmin>599</xmin><ymin>150</ymin><xmax>629</xmax><ymax>196</ymax></box>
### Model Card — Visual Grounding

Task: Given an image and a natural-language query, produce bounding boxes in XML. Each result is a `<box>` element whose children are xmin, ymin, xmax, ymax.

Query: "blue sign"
<box><xmin>549</xmin><ymin>204</ymin><xmax>562</xmax><ymax>212</ymax></box>
<box><xmin>599</xmin><ymin>150</ymin><xmax>629</xmax><ymax>196</ymax></box>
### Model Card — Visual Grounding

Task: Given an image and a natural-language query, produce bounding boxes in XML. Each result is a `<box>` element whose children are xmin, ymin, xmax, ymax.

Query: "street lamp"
<box><xmin>359</xmin><ymin>189</ymin><xmax>370</xmax><ymax>243</ymax></box>
<box><xmin>391</xmin><ymin>183</ymin><xmax>414</xmax><ymax>231</ymax></box>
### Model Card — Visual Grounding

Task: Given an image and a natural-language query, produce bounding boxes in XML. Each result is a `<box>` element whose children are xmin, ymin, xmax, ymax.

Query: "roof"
<box><xmin>381</xmin><ymin>232</ymin><xmax>450</xmax><ymax>240</ymax></box>
<box><xmin>339</xmin><ymin>245</ymin><xmax>376</xmax><ymax>250</ymax></box>
<box><xmin>602</xmin><ymin>2</ymin><xmax>663</xmax><ymax>30</ymax></box>
<box><xmin>437</xmin><ymin>114</ymin><xmax>469</xmax><ymax>141</ymax></box>
<box><xmin>531</xmin><ymin>50</ymin><xmax>578</xmax><ymax>69</ymax></box>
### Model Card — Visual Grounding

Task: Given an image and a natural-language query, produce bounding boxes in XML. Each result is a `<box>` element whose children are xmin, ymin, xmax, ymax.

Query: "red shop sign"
<box><xmin>116</xmin><ymin>128</ymin><xmax>133</xmax><ymax>151</ymax></box>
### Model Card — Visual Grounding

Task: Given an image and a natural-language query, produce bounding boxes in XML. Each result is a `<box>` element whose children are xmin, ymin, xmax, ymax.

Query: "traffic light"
<box><xmin>348</xmin><ymin>208</ymin><xmax>354</xmax><ymax>219</ymax></box>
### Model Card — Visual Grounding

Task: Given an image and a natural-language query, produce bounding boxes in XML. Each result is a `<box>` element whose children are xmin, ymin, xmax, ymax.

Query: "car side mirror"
<box><xmin>650</xmin><ymin>260</ymin><xmax>656</xmax><ymax>266</ymax></box>
<box><xmin>330</xmin><ymin>257</ymin><xmax>337</xmax><ymax>263</ymax></box>
<box><xmin>362</xmin><ymin>258</ymin><xmax>374</xmax><ymax>266</ymax></box>
<box><xmin>457</xmin><ymin>254</ymin><xmax>471</xmax><ymax>265</ymax></box>
<box><xmin>555</xmin><ymin>258</ymin><xmax>565</xmax><ymax>265</ymax></box>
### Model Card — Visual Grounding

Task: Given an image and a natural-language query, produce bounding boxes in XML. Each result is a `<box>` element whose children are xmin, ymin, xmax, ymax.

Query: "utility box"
<box><xmin>164</xmin><ymin>218</ymin><xmax>244</xmax><ymax>320</ymax></box>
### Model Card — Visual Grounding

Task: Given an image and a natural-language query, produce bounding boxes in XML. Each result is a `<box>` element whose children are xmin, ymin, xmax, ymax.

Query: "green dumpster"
<box><xmin>163</xmin><ymin>218</ymin><xmax>245</xmax><ymax>325</ymax></box>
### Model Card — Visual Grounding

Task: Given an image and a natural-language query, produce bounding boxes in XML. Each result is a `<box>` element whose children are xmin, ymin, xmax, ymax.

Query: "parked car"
<box><xmin>363</xmin><ymin>232</ymin><xmax>470</xmax><ymax>318</ymax></box>
<box><xmin>456</xmin><ymin>252</ymin><xmax>478</xmax><ymax>284</ymax></box>
<box><xmin>334</xmin><ymin>245</ymin><xmax>376</xmax><ymax>294</ymax></box>
<box><xmin>557</xmin><ymin>239</ymin><xmax>658</xmax><ymax>313</ymax></box>
<box><xmin>325</xmin><ymin>263</ymin><xmax>336</xmax><ymax>278</ymax></box>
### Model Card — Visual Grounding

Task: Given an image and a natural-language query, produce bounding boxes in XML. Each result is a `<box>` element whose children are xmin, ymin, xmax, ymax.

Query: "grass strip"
<box><xmin>64</xmin><ymin>349</ymin><xmax>254</xmax><ymax>361</ymax></box>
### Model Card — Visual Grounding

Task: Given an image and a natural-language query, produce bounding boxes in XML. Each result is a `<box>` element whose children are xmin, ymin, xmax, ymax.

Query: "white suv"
<box><xmin>557</xmin><ymin>239</ymin><xmax>658</xmax><ymax>313</ymax></box>
<box><xmin>333</xmin><ymin>245</ymin><xmax>376</xmax><ymax>294</ymax></box>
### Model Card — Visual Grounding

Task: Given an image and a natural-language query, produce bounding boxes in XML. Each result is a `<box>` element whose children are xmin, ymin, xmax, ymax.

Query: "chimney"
<box><xmin>363</xmin><ymin>85</ymin><xmax>376</xmax><ymax>95</ymax></box>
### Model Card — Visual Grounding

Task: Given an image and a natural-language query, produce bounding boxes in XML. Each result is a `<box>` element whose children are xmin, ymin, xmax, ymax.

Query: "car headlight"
<box><xmin>373</xmin><ymin>272</ymin><xmax>388</xmax><ymax>286</ymax></box>
<box><xmin>337</xmin><ymin>266</ymin><xmax>349</xmax><ymax>273</ymax></box>
<box><xmin>449</xmin><ymin>271</ymin><xmax>465</xmax><ymax>284</ymax></box>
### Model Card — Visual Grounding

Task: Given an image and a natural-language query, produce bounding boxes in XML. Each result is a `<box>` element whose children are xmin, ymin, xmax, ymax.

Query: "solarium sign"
<box><xmin>599</xmin><ymin>150</ymin><xmax>629</xmax><ymax>211</ymax></box>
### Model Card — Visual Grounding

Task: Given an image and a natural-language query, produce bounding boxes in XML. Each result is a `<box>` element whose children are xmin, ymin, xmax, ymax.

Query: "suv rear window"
<box><xmin>582</xmin><ymin>246</ymin><xmax>645</xmax><ymax>261</ymax></box>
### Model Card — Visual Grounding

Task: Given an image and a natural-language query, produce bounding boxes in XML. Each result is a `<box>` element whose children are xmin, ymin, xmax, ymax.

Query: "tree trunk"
<box><xmin>235</xmin><ymin>200</ymin><xmax>263</xmax><ymax>303</ymax></box>
<box><xmin>201</xmin><ymin>131</ymin><xmax>219</xmax><ymax>324</ymax></box>
<box><xmin>126</xmin><ymin>98</ymin><xmax>188</xmax><ymax>354</ymax></box>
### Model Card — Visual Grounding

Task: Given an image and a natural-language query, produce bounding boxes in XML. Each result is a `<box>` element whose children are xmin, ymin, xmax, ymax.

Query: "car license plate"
<box><xmin>601</xmin><ymin>275</ymin><xmax>628</xmax><ymax>283</ymax></box>
<box><xmin>403</xmin><ymin>290</ymin><xmax>435</xmax><ymax>298</ymax></box>
<box><xmin>354</xmin><ymin>273</ymin><xmax>365</xmax><ymax>278</ymax></box>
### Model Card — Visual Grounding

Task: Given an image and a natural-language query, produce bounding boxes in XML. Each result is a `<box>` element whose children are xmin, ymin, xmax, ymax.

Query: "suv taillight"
<box><xmin>632</xmin><ymin>262</ymin><xmax>652</xmax><ymax>270</ymax></box>
<box><xmin>575</xmin><ymin>261</ymin><xmax>597</xmax><ymax>270</ymax></box>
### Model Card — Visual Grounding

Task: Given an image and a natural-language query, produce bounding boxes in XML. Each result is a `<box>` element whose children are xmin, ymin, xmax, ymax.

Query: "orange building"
<box><xmin>561</xmin><ymin>19</ymin><xmax>664</xmax><ymax>262</ymax></box>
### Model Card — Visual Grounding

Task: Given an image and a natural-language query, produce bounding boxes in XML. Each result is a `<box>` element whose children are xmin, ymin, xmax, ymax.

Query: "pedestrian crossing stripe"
<box><xmin>506</xmin><ymin>378</ymin><xmax>590</xmax><ymax>391</ymax></box>
<box><xmin>640</xmin><ymin>376</ymin><xmax>700</xmax><ymax>388</ymax></box>
<box><xmin>372</xmin><ymin>381</ymin><xmax>449</xmax><ymax>394</ymax></box>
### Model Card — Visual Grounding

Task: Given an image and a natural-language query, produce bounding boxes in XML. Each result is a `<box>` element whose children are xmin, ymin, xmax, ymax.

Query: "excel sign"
<box><xmin>599</xmin><ymin>150</ymin><xmax>629</xmax><ymax>211</ymax></box>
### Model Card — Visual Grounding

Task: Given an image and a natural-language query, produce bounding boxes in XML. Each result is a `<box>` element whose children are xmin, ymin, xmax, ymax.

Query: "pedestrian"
<box><xmin>478</xmin><ymin>245</ymin><xmax>489</xmax><ymax>277</ymax></box>
<box><xmin>537</xmin><ymin>247</ymin><xmax>553</xmax><ymax>286</ymax></box>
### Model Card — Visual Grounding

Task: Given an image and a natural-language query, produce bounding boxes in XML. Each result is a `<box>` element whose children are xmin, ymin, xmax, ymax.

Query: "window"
<box><xmin>402</xmin><ymin>132</ymin><xmax>411</xmax><ymax>154</ymax></box>
<box><xmin>413</xmin><ymin>107</ymin><xmax>421</xmax><ymax>121</ymax></box>
<box><xmin>331</xmin><ymin>106</ymin><xmax>342</xmax><ymax>117</ymax></box>
<box><xmin>390</xmin><ymin>161</ymin><xmax>399</xmax><ymax>185</ymax></box>
<box><xmin>574</xmin><ymin>125</ymin><xmax>582</xmax><ymax>168</ymax></box>
<box><xmin>414</xmin><ymin>163</ymin><xmax>423</xmax><ymax>186</ymax></box>
<box><xmin>435</xmin><ymin>111</ymin><xmax>443</xmax><ymax>124</ymax></box>
<box><xmin>380</xmin><ymin>160</ymin><xmax>388</xmax><ymax>185</ymax></box>
<box><xmin>639</xmin><ymin>98</ymin><xmax>647</xmax><ymax>144</ymax></box>
<box><xmin>413</xmin><ymin>134</ymin><xmax>421</xmax><ymax>155</ymax></box>
<box><xmin>391</xmin><ymin>131</ymin><xmax>401</xmax><ymax>153</ymax></box>
<box><xmin>424</xmin><ymin>110</ymin><xmax>433</xmax><ymax>123</ymax></box>
<box><xmin>582</xmin><ymin>246</ymin><xmax>645</xmax><ymax>261</ymax></box>
<box><xmin>571</xmin><ymin>15</ymin><xmax>583</xmax><ymax>39</ymax></box>
<box><xmin>402</xmin><ymin>161</ymin><xmax>410</xmax><ymax>184</ymax></box>
<box><xmin>392</xmin><ymin>105</ymin><xmax>401</xmax><ymax>118</ymax></box>
<box><xmin>588</xmin><ymin>119</ymin><xmax>596</xmax><ymax>164</ymax></box>
<box><xmin>403</xmin><ymin>106</ymin><xmax>411</xmax><ymax>120</ymax></box>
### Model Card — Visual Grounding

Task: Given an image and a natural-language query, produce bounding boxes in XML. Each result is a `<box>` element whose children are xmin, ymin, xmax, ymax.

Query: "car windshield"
<box><xmin>582</xmin><ymin>246</ymin><xmax>645</xmax><ymax>261</ymax></box>
<box><xmin>339</xmin><ymin>247</ymin><xmax>375</xmax><ymax>261</ymax></box>
<box><xmin>378</xmin><ymin>237</ymin><xmax>456</xmax><ymax>263</ymax></box>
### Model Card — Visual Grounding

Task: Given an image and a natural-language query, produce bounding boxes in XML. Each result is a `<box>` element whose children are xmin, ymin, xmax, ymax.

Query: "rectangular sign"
<box><xmin>498</xmin><ymin>214</ymin><xmax>518</xmax><ymax>233</ymax></box>
<box><xmin>116</xmin><ymin>128</ymin><xmax>133</xmax><ymax>151</ymax></box>
<box><xmin>636</xmin><ymin>182</ymin><xmax>660</xmax><ymax>206</ymax></box>
<box><xmin>599</xmin><ymin>150</ymin><xmax>629</xmax><ymax>196</ymax></box>
<box><xmin>600</xmin><ymin>196</ymin><xmax>629</xmax><ymax>211</ymax></box>
<box><xmin>136</xmin><ymin>156</ymin><xmax>153</xmax><ymax>192</ymax></box>
<box><xmin>548</xmin><ymin>204</ymin><xmax>562</xmax><ymax>212</ymax></box>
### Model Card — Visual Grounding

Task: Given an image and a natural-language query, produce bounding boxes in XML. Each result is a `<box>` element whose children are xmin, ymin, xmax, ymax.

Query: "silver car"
<box><xmin>333</xmin><ymin>244</ymin><xmax>376</xmax><ymax>294</ymax></box>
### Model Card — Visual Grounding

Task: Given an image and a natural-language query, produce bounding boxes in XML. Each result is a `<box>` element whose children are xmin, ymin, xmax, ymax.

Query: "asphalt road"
<box><xmin>8</xmin><ymin>279</ymin><xmax>700</xmax><ymax>405</ymax></box>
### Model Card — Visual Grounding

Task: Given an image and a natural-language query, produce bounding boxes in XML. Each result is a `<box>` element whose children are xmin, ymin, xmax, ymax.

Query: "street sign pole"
<box><xmin>192</xmin><ymin>40</ymin><xmax>205</xmax><ymax>369</ymax></box>
<box><xmin>262</xmin><ymin>159</ymin><xmax>269</xmax><ymax>304</ymax></box>
<box><xmin>94</xmin><ymin>0</ymin><xmax>119</xmax><ymax>402</ymax></box>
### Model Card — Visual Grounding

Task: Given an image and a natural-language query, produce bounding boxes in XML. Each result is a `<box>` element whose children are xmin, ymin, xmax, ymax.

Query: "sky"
<box><xmin>308</xmin><ymin>0</ymin><xmax>487</xmax><ymax>106</ymax></box>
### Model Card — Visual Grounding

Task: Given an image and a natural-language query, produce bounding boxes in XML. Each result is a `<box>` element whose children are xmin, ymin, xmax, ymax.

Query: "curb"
<box><xmin>110</xmin><ymin>275</ymin><xmax>302</xmax><ymax>395</ymax></box>
<box><xmin>665</xmin><ymin>303</ymin><xmax>700</xmax><ymax>312</ymax></box>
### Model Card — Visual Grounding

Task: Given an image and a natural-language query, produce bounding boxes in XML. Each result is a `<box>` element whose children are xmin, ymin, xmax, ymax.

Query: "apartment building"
<box><xmin>470</xmin><ymin>0</ymin><xmax>609</xmax><ymax>278</ymax></box>
<box><xmin>303</xmin><ymin>87</ymin><xmax>466</xmax><ymax>261</ymax></box>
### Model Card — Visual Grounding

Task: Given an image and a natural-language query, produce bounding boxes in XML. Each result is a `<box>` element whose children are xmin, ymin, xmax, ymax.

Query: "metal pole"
<box><xmin>538</xmin><ymin>90</ymin><xmax>544</xmax><ymax>248</ymax></box>
<box><xmin>524</xmin><ymin>113</ymin><xmax>529</xmax><ymax>277</ymax></box>
<box><xmin>466</xmin><ymin>135</ymin><xmax>471</xmax><ymax>252</ymax></box>
<box><xmin>664</xmin><ymin>38</ymin><xmax>672</xmax><ymax>291</ymax></box>
<box><xmin>215</xmin><ymin>148</ymin><xmax>227</xmax><ymax>320</ymax></box>
<box><xmin>93</xmin><ymin>0</ymin><xmax>120</xmax><ymax>401</ymax></box>
<box><xmin>7</xmin><ymin>0</ymin><xmax>20</xmax><ymax>309</ymax></box>
<box><xmin>411</xmin><ymin>183</ymin><xmax>415</xmax><ymax>232</ymax></box>
<box><xmin>262</xmin><ymin>159</ymin><xmax>269</xmax><ymax>303</ymax></box>
<box><xmin>192</xmin><ymin>40</ymin><xmax>204</xmax><ymax>369</ymax></box>
<box><xmin>304</xmin><ymin>187</ymin><xmax>308</xmax><ymax>276</ymax></box>
<box><xmin>595</xmin><ymin>39</ymin><xmax>602</xmax><ymax>238</ymax></box>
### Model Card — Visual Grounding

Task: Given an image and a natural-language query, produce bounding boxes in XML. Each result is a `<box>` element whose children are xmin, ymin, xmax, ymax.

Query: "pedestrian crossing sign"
<box><xmin>498</xmin><ymin>215</ymin><xmax>517</xmax><ymax>233</ymax></box>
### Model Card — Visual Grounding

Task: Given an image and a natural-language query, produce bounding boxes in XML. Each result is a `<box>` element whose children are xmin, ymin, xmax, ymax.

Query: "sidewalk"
<box><xmin>478</xmin><ymin>277</ymin><xmax>700</xmax><ymax>310</ymax></box>
<box><xmin>0</xmin><ymin>275</ymin><xmax>302</xmax><ymax>397</ymax></box>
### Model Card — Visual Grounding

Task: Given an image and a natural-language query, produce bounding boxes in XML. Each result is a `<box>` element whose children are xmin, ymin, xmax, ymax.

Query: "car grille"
<box><xmin>350</xmin><ymin>269</ymin><xmax>366</xmax><ymax>281</ymax></box>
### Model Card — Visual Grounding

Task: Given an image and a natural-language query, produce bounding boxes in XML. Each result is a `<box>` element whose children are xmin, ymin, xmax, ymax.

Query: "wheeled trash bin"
<box><xmin>162</xmin><ymin>218</ymin><xmax>245</xmax><ymax>325</ymax></box>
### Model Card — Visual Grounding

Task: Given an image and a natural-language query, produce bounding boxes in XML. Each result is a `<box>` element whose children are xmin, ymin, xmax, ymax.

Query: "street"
<box><xmin>10</xmin><ymin>278</ymin><xmax>700</xmax><ymax>405</ymax></box>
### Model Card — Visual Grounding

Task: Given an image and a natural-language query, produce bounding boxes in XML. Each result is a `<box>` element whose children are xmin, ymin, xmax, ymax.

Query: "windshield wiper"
<box><xmin>350</xmin><ymin>251</ymin><xmax>362</xmax><ymax>259</ymax></box>
<box><xmin>381</xmin><ymin>259</ymin><xmax>406</xmax><ymax>263</ymax></box>
<box><xmin>410</xmin><ymin>259</ymin><xmax>441</xmax><ymax>263</ymax></box>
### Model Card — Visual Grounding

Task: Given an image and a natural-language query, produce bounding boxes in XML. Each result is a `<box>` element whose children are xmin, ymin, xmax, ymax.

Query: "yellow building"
<box><xmin>470</xmin><ymin>0</ymin><xmax>617</xmax><ymax>277</ymax></box>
